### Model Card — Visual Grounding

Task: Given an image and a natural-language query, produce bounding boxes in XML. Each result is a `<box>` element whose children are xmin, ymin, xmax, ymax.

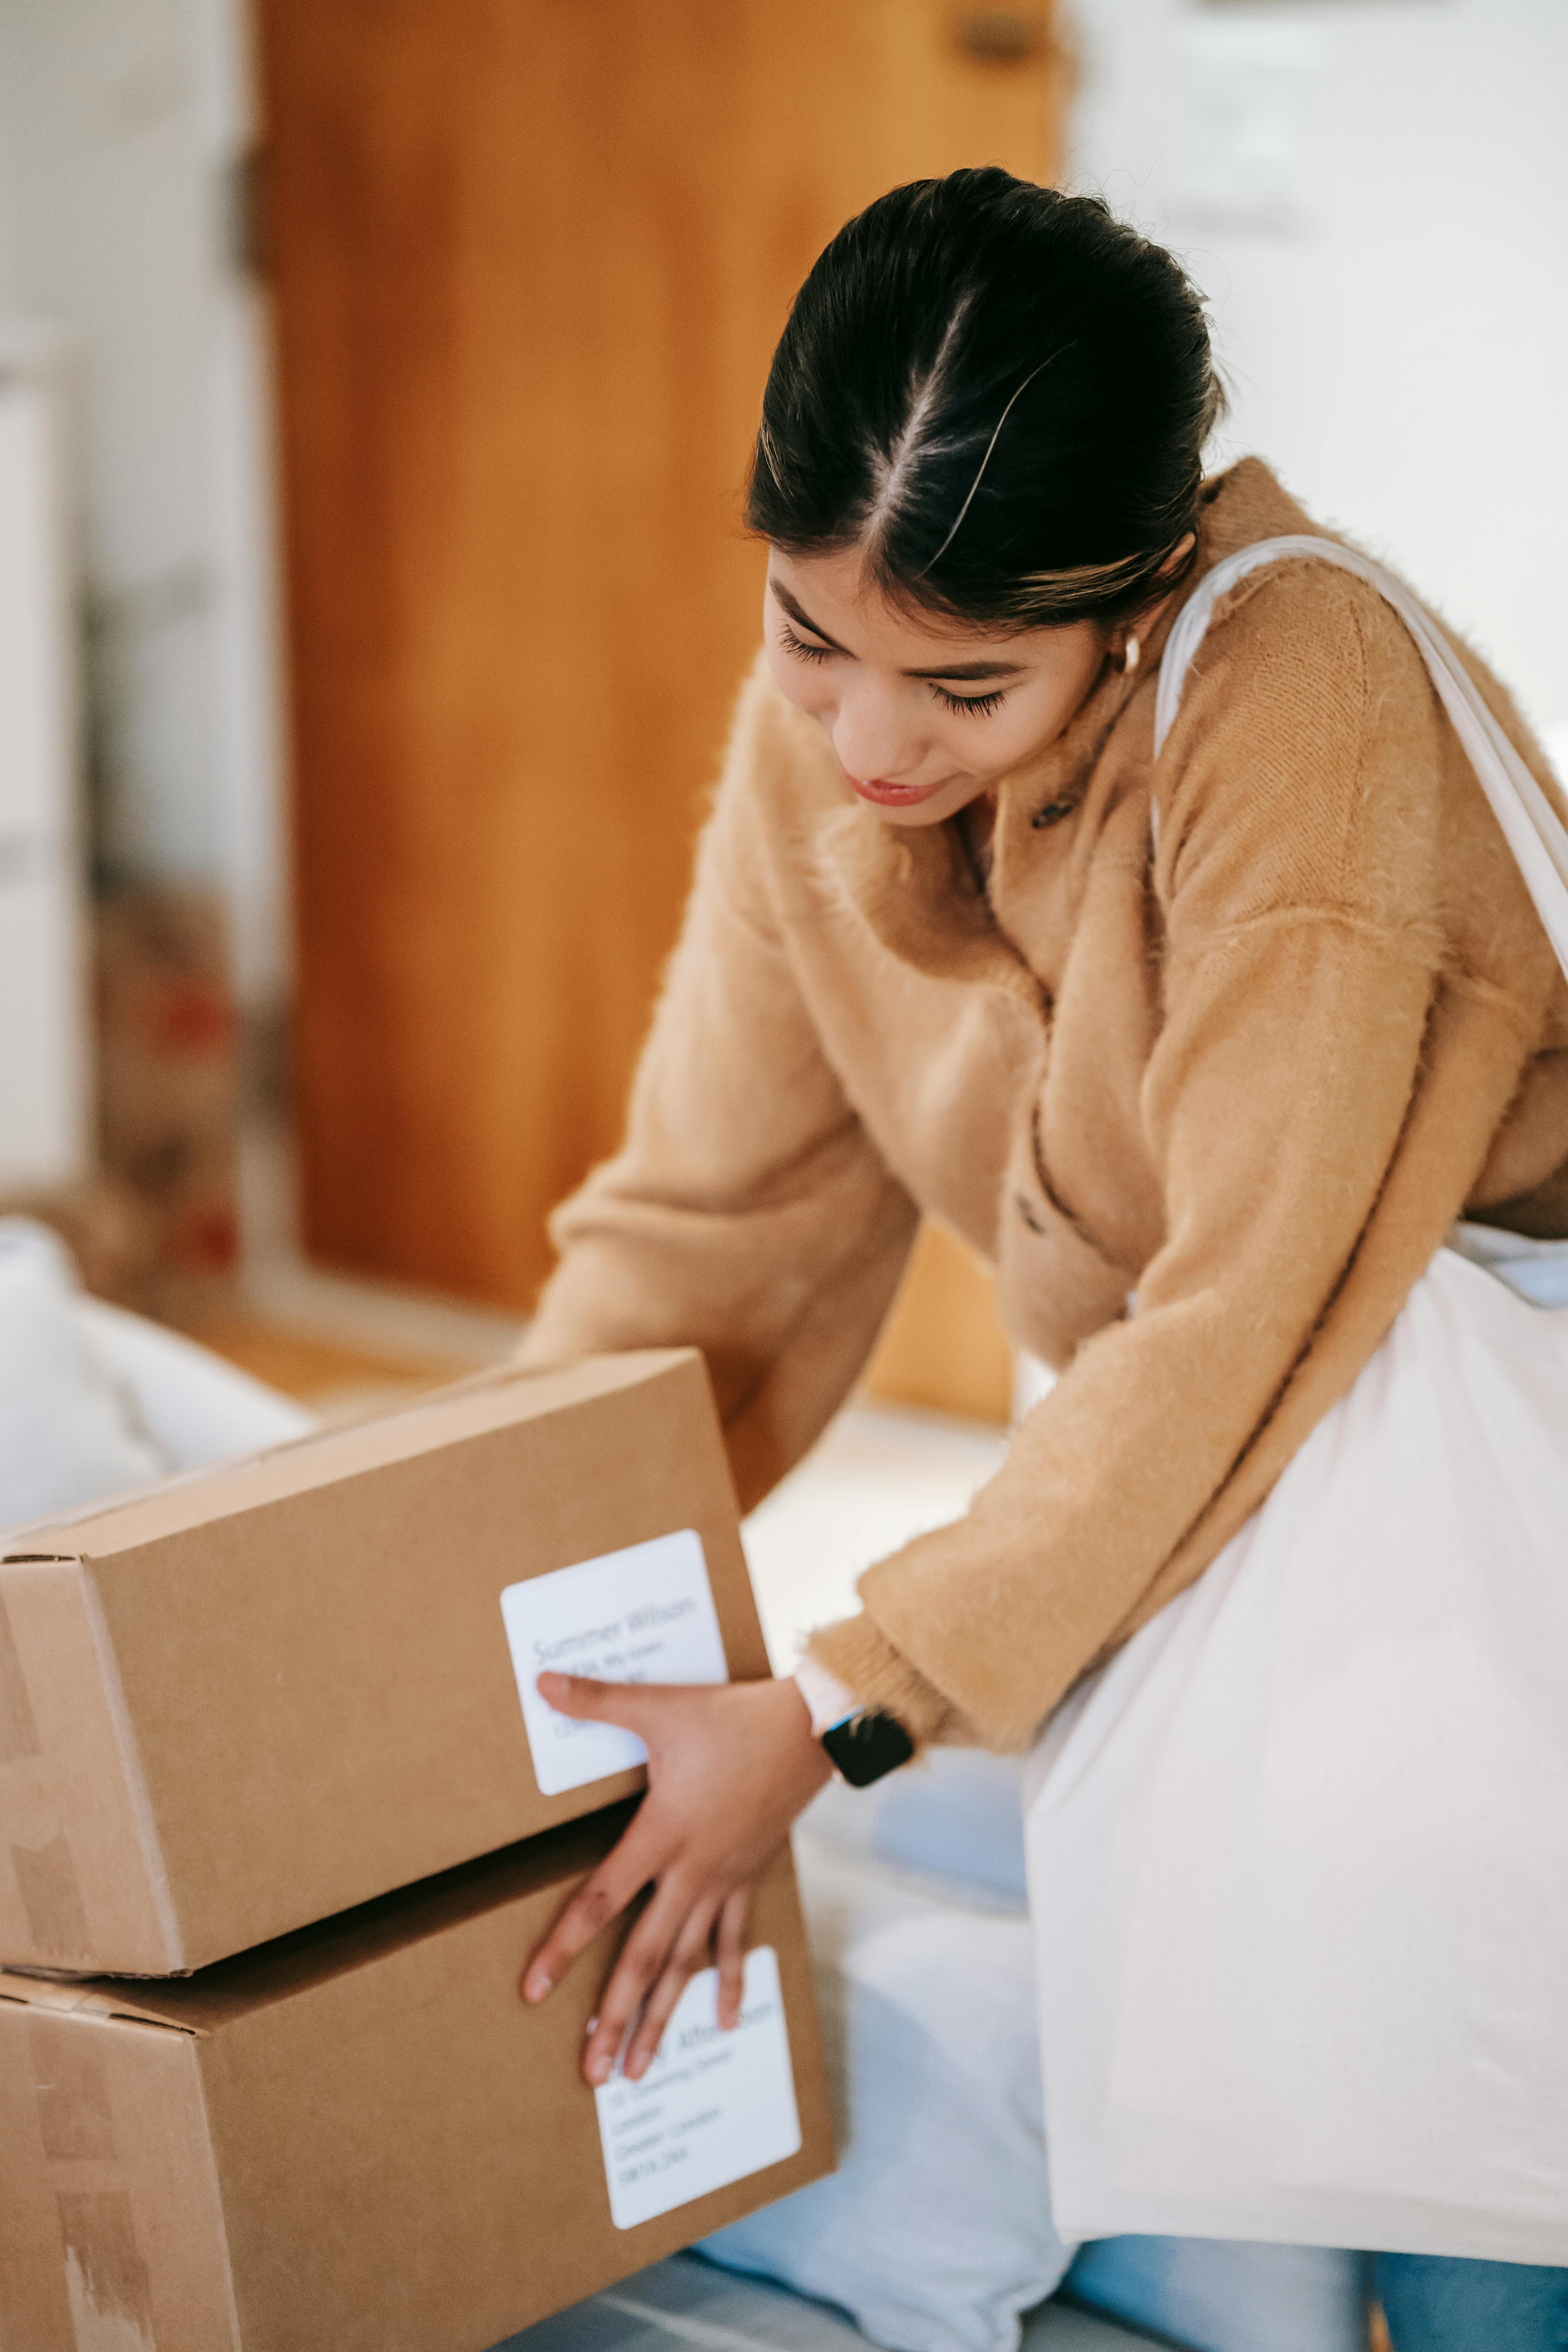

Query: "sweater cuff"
<box><xmin>804</xmin><ymin>1613</ymin><xmax>972</xmax><ymax>1751</ymax></box>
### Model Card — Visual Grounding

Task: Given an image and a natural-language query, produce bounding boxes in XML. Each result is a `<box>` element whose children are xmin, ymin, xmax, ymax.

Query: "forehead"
<box><xmin>766</xmin><ymin>544</ymin><xmax>1030</xmax><ymax>666</ymax></box>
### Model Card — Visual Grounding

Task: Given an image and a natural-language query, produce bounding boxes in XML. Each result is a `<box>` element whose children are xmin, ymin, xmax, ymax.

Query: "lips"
<box><xmin>849</xmin><ymin>775</ymin><xmax>947</xmax><ymax>808</ymax></box>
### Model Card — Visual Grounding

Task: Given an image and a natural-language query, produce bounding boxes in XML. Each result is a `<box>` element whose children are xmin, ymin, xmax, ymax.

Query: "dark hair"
<box><xmin>747</xmin><ymin>169</ymin><xmax>1223</xmax><ymax>630</ymax></box>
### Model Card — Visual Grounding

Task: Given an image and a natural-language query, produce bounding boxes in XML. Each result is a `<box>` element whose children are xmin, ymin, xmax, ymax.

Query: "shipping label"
<box><xmin>594</xmin><ymin>1945</ymin><xmax>802</xmax><ymax>2228</ymax></box>
<box><xmin>499</xmin><ymin>1528</ymin><xmax>728</xmax><ymax>1794</ymax></box>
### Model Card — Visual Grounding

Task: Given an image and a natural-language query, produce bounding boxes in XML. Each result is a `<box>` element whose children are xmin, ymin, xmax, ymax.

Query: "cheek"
<box><xmin>763</xmin><ymin>639</ymin><xmax>833</xmax><ymax>719</ymax></box>
<box><xmin>979</xmin><ymin>697</ymin><xmax>1066</xmax><ymax>773</ymax></box>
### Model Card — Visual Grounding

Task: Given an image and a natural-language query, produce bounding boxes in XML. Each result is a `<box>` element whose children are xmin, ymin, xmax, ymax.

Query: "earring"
<box><xmin>1120</xmin><ymin>633</ymin><xmax>1141</xmax><ymax>677</ymax></box>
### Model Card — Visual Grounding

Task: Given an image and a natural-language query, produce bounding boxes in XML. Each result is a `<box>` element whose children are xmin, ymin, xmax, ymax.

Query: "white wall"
<box><xmin>1068</xmin><ymin>0</ymin><xmax>1568</xmax><ymax>741</ymax></box>
<box><xmin>0</xmin><ymin>335</ymin><xmax>93</xmax><ymax>1185</ymax></box>
<box><xmin>0</xmin><ymin>0</ymin><xmax>288</xmax><ymax>1005</ymax></box>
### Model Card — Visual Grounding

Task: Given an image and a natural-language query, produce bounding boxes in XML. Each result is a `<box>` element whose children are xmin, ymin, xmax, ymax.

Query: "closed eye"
<box><xmin>778</xmin><ymin>619</ymin><xmax>835</xmax><ymax>665</ymax></box>
<box><xmin>933</xmin><ymin>684</ymin><xmax>1007</xmax><ymax>717</ymax></box>
<box><xmin>779</xmin><ymin>613</ymin><xmax>1007</xmax><ymax>714</ymax></box>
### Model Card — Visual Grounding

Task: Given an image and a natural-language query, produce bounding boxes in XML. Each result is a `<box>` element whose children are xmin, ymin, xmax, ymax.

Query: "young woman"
<box><xmin>516</xmin><ymin>172</ymin><xmax>1568</xmax><ymax>2348</ymax></box>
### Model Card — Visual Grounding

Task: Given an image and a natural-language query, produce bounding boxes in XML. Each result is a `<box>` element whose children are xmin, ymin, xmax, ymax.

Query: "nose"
<box><xmin>830</xmin><ymin>681</ymin><xmax>927</xmax><ymax>784</ymax></box>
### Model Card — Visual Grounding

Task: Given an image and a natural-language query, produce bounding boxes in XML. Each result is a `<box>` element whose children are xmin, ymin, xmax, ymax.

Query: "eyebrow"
<box><xmin>769</xmin><ymin>577</ymin><xmax>1027</xmax><ymax>683</ymax></box>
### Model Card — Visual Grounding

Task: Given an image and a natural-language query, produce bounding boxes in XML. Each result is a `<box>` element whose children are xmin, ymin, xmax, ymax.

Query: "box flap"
<box><xmin>145</xmin><ymin>1804</ymin><xmax>639</xmax><ymax>2027</ymax></box>
<box><xmin>0</xmin><ymin>1969</ymin><xmax>200</xmax><ymax>2035</ymax></box>
<box><xmin>2</xmin><ymin>1807</ymin><xmax>635</xmax><ymax>2039</ymax></box>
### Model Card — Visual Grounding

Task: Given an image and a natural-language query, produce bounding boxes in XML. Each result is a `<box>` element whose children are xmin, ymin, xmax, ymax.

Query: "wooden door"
<box><xmin>259</xmin><ymin>0</ymin><xmax>1065</xmax><ymax>1328</ymax></box>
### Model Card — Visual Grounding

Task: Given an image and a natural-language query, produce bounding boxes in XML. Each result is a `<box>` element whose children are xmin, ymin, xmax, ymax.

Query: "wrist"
<box><xmin>794</xmin><ymin>1654</ymin><xmax>858</xmax><ymax>1737</ymax></box>
<box><xmin>758</xmin><ymin>1672</ymin><xmax>833</xmax><ymax>1794</ymax></box>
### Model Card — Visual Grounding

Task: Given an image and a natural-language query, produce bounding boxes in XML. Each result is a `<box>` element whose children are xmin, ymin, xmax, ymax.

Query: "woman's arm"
<box><xmin>517</xmin><ymin>670</ymin><xmax>919</xmax><ymax>2075</ymax></box>
<box><xmin>521</xmin><ymin>1671</ymin><xmax>830</xmax><ymax>2086</ymax></box>
<box><xmin>520</xmin><ymin>662</ymin><xmax>919</xmax><ymax>1511</ymax></box>
<box><xmin>807</xmin><ymin>566</ymin><xmax>1543</xmax><ymax>1747</ymax></box>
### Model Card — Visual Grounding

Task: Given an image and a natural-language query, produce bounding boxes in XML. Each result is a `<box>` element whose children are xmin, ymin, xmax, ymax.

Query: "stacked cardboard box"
<box><xmin>0</xmin><ymin>1350</ymin><xmax>833</xmax><ymax>2350</ymax></box>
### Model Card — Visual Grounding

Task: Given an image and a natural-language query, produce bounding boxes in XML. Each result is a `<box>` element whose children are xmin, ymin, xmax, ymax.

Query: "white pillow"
<box><xmin>700</xmin><ymin>1823</ymin><xmax>1075</xmax><ymax>2352</ymax></box>
<box><xmin>0</xmin><ymin>1220</ymin><xmax>171</xmax><ymax>1530</ymax></box>
<box><xmin>0</xmin><ymin>1217</ymin><xmax>315</xmax><ymax>1538</ymax></box>
<box><xmin>77</xmin><ymin>1293</ymin><xmax>314</xmax><ymax>1467</ymax></box>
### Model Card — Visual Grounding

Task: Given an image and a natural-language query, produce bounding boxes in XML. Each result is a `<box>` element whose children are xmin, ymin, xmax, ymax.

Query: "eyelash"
<box><xmin>778</xmin><ymin>621</ymin><xmax>1008</xmax><ymax>717</ymax></box>
<box><xmin>778</xmin><ymin>620</ymin><xmax>833</xmax><ymax>666</ymax></box>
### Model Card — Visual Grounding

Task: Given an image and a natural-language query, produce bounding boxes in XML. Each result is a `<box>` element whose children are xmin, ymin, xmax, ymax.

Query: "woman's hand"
<box><xmin>520</xmin><ymin>1672</ymin><xmax>832</xmax><ymax>2087</ymax></box>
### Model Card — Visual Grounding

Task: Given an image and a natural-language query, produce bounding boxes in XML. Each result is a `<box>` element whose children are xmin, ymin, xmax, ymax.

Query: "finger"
<box><xmin>520</xmin><ymin>1820</ymin><xmax>659</xmax><ymax>2003</ymax></box>
<box><xmin>581</xmin><ymin>1875</ymin><xmax>697</xmax><ymax>2085</ymax></box>
<box><xmin>715</xmin><ymin>1885</ymin><xmax>750</xmax><ymax>2029</ymax></box>
<box><xmin>619</xmin><ymin>1898</ymin><xmax>722</xmax><ymax>2083</ymax></box>
<box><xmin>535</xmin><ymin>1671</ymin><xmax>655</xmax><ymax>1730</ymax></box>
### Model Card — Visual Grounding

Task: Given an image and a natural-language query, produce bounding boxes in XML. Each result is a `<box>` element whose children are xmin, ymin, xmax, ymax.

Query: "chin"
<box><xmin>871</xmin><ymin>797</ymin><xmax>963</xmax><ymax>829</ymax></box>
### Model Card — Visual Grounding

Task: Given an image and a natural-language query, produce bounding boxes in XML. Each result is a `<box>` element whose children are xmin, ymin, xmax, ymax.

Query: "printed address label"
<box><xmin>595</xmin><ymin>1944</ymin><xmax>802</xmax><ymax>2229</ymax></box>
<box><xmin>499</xmin><ymin>1528</ymin><xmax>728</xmax><ymax>1795</ymax></box>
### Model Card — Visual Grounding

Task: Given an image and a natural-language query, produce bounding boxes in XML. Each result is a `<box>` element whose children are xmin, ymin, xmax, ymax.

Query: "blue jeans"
<box><xmin>1375</xmin><ymin>2255</ymin><xmax>1568</xmax><ymax>2352</ymax></box>
<box><xmin>1063</xmin><ymin>2236</ymin><xmax>1568</xmax><ymax>2352</ymax></box>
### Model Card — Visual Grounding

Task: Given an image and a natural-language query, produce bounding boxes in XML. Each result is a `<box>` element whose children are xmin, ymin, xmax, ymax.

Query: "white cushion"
<box><xmin>76</xmin><ymin>1293</ymin><xmax>313</xmax><ymax>1468</ymax></box>
<box><xmin>0</xmin><ymin>1220</ymin><xmax>170</xmax><ymax>1529</ymax></box>
<box><xmin>701</xmin><ymin>1821</ymin><xmax>1074</xmax><ymax>2352</ymax></box>
<box><xmin>0</xmin><ymin>1217</ymin><xmax>314</xmax><ymax>1537</ymax></box>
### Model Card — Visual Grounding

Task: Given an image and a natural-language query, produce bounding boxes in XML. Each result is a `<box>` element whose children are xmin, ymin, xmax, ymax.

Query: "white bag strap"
<box><xmin>1152</xmin><ymin>533</ymin><xmax>1568</xmax><ymax>989</ymax></box>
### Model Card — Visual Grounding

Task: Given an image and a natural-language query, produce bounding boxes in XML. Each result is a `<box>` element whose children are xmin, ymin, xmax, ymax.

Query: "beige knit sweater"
<box><xmin>519</xmin><ymin>460</ymin><xmax>1568</xmax><ymax>1751</ymax></box>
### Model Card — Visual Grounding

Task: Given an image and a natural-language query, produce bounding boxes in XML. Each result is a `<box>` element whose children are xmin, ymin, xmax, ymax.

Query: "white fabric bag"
<box><xmin>1024</xmin><ymin>537</ymin><xmax>1568</xmax><ymax>2265</ymax></box>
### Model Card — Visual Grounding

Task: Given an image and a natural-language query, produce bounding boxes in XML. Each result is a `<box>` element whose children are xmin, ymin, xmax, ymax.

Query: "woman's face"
<box><xmin>763</xmin><ymin>544</ymin><xmax>1111</xmax><ymax>828</ymax></box>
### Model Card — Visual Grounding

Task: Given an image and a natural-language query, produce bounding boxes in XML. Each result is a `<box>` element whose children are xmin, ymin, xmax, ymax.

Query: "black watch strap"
<box><xmin>820</xmin><ymin>1708</ymin><xmax>916</xmax><ymax>1788</ymax></box>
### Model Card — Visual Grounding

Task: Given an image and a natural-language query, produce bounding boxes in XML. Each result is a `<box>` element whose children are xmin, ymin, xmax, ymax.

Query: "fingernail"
<box><xmin>625</xmin><ymin>2053</ymin><xmax>645</xmax><ymax>2081</ymax></box>
<box><xmin>584</xmin><ymin>2015</ymin><xmax>599</xmax><ymax>2038</ymax></box>
<box><xmin>524</xmin><ymin>1973</ymin><xmax>550</xmax><ymax>2002</ymax></box>
<box><xmin>588</xmin><ymin>2053</ymin><xmax>611</xmax><ymax>2086</ymax></box>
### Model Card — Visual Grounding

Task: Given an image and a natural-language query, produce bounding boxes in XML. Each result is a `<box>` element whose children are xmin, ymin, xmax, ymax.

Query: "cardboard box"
<box><xmin>0</xmin><ymin>1812</ymin><xmax>834</xmax><ymax>2352</ymax></box>
<box><xmin>1</xmin><ymin>1351</ymin><xmax>769</xmax><ymax>1975</ymax></box>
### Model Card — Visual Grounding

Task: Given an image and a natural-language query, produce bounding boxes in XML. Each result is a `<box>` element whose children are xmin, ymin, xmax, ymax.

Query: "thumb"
<box><xmin>535</xmin><ymin>1671</ymin><xmax>650</xmax><ymax>1731</ymax></box>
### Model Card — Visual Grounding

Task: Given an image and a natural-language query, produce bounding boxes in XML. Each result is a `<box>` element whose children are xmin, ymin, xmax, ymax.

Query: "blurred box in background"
<box><xmin>94</xmin><ymin>885</ymin><xmax>241</xmax><ymax>1321</ymax></box>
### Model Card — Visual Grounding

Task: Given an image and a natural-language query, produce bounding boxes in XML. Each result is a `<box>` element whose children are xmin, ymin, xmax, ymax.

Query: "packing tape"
<box><xmin>0</xmin><ymin>1589</ymin><xmax>42</xmax><ymax>1762</ymax></box>
<box><xmin>56</xmin><ymin>2191</ymin><xmax>155</xmax><ymax>2352</ymax></box>
<box><xmin>29</xmin><ymin>2017</ymin><xmax>118</xmax><ymax>2161</ymax></box>
<box><xmin>11</xmin><ymin>1832</ymin><xmax>90</xmax><ymax>1960</ymax></box>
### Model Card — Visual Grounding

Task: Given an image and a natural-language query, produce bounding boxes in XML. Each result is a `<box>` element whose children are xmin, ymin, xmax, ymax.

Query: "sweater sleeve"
<box><xmin>518</xmin><ymin>664</ymin><xmax>920</xmax><ymax>1515</ymax></box>
<box><xmin>811</xmin><ymin>569</ymin><xmax>1470</xmax><ymax>1750</ymax></box>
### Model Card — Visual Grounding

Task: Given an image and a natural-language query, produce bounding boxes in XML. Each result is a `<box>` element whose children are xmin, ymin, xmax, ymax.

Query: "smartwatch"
<box><xmin>819</xmin><ymin>1706</ymin><xmax>916</xmax><ymax>1788</ymax></box>
<box><xmin>795</xmin><ymin>1653</ymin><xmax>916</xmax><ymax>1788</ymax></box>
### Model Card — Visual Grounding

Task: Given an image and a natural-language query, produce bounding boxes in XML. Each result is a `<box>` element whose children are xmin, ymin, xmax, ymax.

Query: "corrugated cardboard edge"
<box><xmin>190</xmin><ymin>2041</ymin><xmax>245</xmax><ymax>2348</ymax></box>
<box><xmin>0</xmin><ymin>1969</ymin><xmax>202</xmax><ymax>2035</ymax></box>
<box><xmin>3</xmin><ymin>1345</ymin><xmax>710</xmax><ymax>1581</ymax></box>
<box><xmin>0</xmin><ymin>1563</ymin><xmax>187</xmax><ymax>1973</ymax></box>
<box><xmin>0</xmin><ymin>1364</ymin><xmax>705</xmax><ymax>1562</ymax></box>
<box><xmin>74</xmin><ymin>1569</ymin><xmax>184</xmax><ymax>1973</ymax></box>
<box><xmin>0</xmin><ymin>1348</ymin><xmax>705</xmax><ymax>1562</ymax></box>
<box><xmin>1</xmin><ymin>1559</ymin><xmax>184</xmax><ymax>1976</ymax></box>
<box><xmin>0</xmin><ymin>1967</ymin><xmax>244</xmax><ymax>2350</ymax></box>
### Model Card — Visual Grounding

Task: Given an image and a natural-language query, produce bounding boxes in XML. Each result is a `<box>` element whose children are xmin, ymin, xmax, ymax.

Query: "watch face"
<box><xmin>822</xmin><ymin>1709</ymin><xmax>916</xmax><ymax>1788</ymax></box>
